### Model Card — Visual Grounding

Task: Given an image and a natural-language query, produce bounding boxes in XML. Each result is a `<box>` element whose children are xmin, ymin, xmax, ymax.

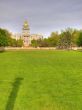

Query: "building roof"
<box><xmin>23</xmin><ymin>20</ymin><xmax>30</xmax><ymax>30</ymax></box>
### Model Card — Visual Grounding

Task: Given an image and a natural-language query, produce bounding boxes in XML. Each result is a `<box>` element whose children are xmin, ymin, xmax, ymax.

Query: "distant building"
<box><xmin>22</xmin><ymin>20</ymin><xmax>43</xmax><ymax>47</ymax></box>
<box><xmin>11</xmin><ymin>20</ymin><xmax>43</xmax><ymax>47</ymax></box>
<box><xmin>31</xmin><ymin>34</ymin><xmax>43</xmax><ymax>40</ymax></box>
<box><xmin>22</xmin><ymin>21</ymin><xmax>30</xmax><ymax>46</ymax></box>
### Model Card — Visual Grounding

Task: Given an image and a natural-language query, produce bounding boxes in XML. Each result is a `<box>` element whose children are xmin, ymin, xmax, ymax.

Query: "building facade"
<box><xmin>22</xmin><ymin>20</ymin><xmax>43</xmax><ymax>47</ymax></box>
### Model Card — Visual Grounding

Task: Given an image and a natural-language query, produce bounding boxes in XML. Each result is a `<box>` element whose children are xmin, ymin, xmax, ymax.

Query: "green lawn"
<box><xmin>0</xmin><ymin>50</ymin><xmax>82</xmax><ymax>110</ymax></box>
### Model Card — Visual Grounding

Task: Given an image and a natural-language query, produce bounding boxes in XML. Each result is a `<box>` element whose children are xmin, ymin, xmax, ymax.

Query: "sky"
<box><xmin>0</xmin><ymin>0</ymin><xmax>82</xmax><ymax>37</ymax></box>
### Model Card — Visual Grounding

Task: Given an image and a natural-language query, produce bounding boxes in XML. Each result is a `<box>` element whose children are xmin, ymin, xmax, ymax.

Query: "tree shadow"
<box><xmin>5</xmin><ymin>77</ymin><xmax>24</xmax><ymax>110</ymax></box>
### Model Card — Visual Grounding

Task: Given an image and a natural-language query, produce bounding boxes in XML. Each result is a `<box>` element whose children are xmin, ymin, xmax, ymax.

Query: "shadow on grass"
<box><xmin>5</xmin><ymin>77</ymin><xmax>24</xmax><ymax>110</ymax></box>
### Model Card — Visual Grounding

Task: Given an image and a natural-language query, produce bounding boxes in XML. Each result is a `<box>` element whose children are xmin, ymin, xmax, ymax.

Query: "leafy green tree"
<box><xmin>31</xmin><ymin>39</ymin><xmax>38</xmax><ymax>47</ymax></box>
<box><xmin>58</xmin><ymin>29</ymin><xmax>72</xmax><ymax>49</ymax></box>
<box><xmin>16</xmin><ymin>39</ymin><xmax>23</xmax><ymax>47</ymax></box>
<box><xmin>68</xmin><ymin>29</ymin><xmax>80</xmax><ymax>47</ymax></box>
<box><xmin>10</xmin><ymin>39</ymin><xmax>17</xmax><ymax>47</ymax></box>
<box><xmin>76</xmin><ymin>32</ymin><xmax>82</xmax><ymax>47</ymax></box>
<box><xmin>47</xmin><ymin>32</ymin><xmax>59</xmax><ymax>47</ymax></box>
<box><xmin>0</xmin><ymin>28</ymin><xmax>11</xmax><ymax>47</ymax></box>
<box><xmin>41</xmin><ymin>38</ymin><xmax>49</xmax><ymax>47</ymax></box>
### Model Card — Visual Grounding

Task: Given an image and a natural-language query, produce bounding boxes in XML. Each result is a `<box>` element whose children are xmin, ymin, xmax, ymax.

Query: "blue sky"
<box><xmin>0</xmin><ymin>0</ymin><xmax>82</xmax><ymax>37</ymax></box>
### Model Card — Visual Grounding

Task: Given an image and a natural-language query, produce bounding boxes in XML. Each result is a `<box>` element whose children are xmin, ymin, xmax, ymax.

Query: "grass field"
<box><xmin>0</xmin><ymin>50</ymin><xmax>82</xmax><ymax>110</ymax></box>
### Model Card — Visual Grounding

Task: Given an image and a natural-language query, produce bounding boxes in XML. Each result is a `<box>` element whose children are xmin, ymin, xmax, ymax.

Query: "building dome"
<box><xmin>23</xmin><ymin>20</ymin><xmax>29</xmax><ymax>30</ymax></box>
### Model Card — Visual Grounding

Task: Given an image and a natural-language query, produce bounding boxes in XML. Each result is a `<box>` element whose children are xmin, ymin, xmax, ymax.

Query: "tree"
<box><xmin>41</xmin><ymin>38</ymin><xmax>49</xmax><ymax>47</ymax></box>
<box><xmin>58</xmin><ymin>28</ymin><xmax>72</xmax><ymax>49</ymax></box>
<box><xmin>77</xmin><ymin>32</ymin><xmax>82</xmax><ymax>47</ymax></box>
<box><xmin>0</xmin><ymin>28</ymin><xmax>11</xmax><ymax>47</ymax></box>
<box><xmin>10</xmin><ymin>39</ymin><xmax>17</xmax><ymax>47</ymax></box>
<box><xmin>31</xmin><ymin>39</ymin><xmax>38</xmax><ymax>47</ymax></box>
<box><xmin>69</xmin><ymin>29</ymin><xmax>80</xmax><ymax>47</ymax></box>
<box><xmin>16</xmin><ymin>39</ymin><xmax>23</xmax><ymax>47</ymax></box>
<box><xmin>48</xmin><ymin>32</ymin><xmax>59</xmax><ymax>47</ymax></box>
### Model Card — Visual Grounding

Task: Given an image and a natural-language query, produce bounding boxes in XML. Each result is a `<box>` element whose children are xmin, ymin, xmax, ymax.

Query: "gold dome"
<box><xmin>24</xmin><ymin>21</ymin><xmax>28</xmax><ymax>26</ymax></box>
<box><xmin>23</xmin><ymin>20</ymin><xmax>29</xmax><ymax>30</ymax></box>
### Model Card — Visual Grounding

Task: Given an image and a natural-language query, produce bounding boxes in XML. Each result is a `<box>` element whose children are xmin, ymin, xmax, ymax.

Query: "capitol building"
<box><xmin>12</xmin><ymin>21</ymin><xmax>43</xmax><ymax>47</ymax></box>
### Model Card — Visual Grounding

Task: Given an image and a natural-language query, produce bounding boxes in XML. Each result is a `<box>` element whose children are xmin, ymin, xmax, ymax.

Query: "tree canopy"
<box><xmin>0</xmin><ymin>28</ymin><xmax>11</xmax><ymax>47</ymax></box>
